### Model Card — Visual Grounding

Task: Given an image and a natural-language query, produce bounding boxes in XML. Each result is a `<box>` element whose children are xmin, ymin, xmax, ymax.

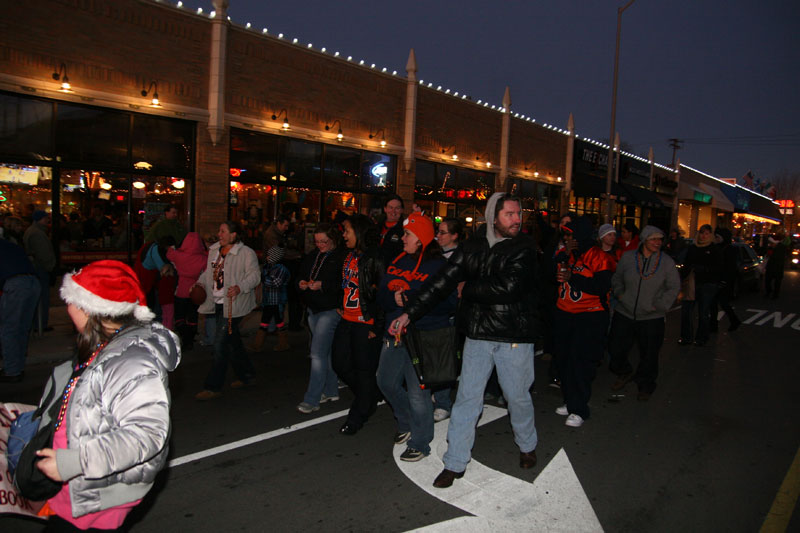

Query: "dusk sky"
<box><xmin>184</xmin><ymin>0</ymin><xmax>798</xmax><ymax>182</ymax></box>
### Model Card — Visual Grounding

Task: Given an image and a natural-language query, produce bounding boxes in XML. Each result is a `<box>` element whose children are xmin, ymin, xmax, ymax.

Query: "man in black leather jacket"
<box><xmin>392</xmin><ymin>193</ymin><xmax>542</xmax><ymax>488</ymax></box>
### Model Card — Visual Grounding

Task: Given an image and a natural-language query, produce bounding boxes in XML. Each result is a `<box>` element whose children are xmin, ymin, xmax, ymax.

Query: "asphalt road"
<box><xmin>3</xmin><ymin>271</ymin><xmax>799</xmax><ymax>532</ymax></box>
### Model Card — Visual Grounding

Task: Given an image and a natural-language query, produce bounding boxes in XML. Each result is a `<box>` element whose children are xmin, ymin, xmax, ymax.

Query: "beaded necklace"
<box><xmin>341</xmin><ymin>250</ymin><xmax>360</xmax><ymax>288</ymax></box>
<box><xmin>54</xmin><ymin>327</ymin><xmax>119</xmax><ymax>430</ymax></box>
<box><xmin>309</xmin><ymin>250</ymin><xmax>329</xmax><ymax>282</ymax></box>
<box><xmin>636</xmin><ymin>250</ymin><xmax>663</xmax><ymax>280</ymax></box>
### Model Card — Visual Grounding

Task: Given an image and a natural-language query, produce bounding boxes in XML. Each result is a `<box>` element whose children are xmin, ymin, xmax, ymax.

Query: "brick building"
<box><xmin>1</xmin><ymin>0</ymin><xmax>684</xmax><ymax>265</ymax></box>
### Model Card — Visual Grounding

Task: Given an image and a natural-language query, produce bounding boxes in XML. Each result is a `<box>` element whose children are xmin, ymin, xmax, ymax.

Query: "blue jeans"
<box><xmin>443</xmin><ymin>338</ymin><xmax>537</xmax><ymax>473</ymax></box>
<box><xmin>433</xmin><ymin>387</ymin><xmax>453</xmax><ymax>412</ymax></box>
<box><xmin>203</xmin><ymin>304</ymin><xmax>256</xmax><ymax>391</ymax></box>
<box><xmin>302</xmin><ymin>309</ymin><xmax>341</xmax><ymax>406</ymax></box>
<box><xmin>1</xmin><ymin>274</ymin><xmax>40</xmax><ymax>375</ymax></box>
<box><xmin>203</xmin><ymin>314</ymin><xmax>216</xmax><ymax>344</ymax></box>
<box><xmin>680</xmin><ymin>282</ymin><xmax>719</xmax><ymax>342</ymax></box>
<box><xmin>377</xmin><ymin>341</ymin><xmax>433</xmax><ymax>455</ymax></box>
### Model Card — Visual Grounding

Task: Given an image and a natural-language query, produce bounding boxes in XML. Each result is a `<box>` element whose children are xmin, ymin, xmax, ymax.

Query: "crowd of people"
<box><xmin>1</xmin><ymin>192</ymin><xmax>796</xmax><ymax>524</ymax></box>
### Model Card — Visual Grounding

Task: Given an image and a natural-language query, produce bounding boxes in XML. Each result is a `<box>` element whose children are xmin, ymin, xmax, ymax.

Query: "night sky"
<box><xmin>180</xmin><ymin>0</ymin><xmax>799</xmax><ymax>182</ymax></box>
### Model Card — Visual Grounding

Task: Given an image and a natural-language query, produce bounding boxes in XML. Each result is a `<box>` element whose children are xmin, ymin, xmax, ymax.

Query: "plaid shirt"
<box><xmin>261</xmin><ymin>263</ymin><xmax>290</xmax><ymax>306</ymax></box>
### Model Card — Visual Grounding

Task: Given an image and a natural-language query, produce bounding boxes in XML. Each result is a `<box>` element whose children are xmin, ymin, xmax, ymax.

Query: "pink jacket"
<box><xmin>167</xmin><ymin>232</ymin><xmax>208</xmax><ymax>298</ymax></box>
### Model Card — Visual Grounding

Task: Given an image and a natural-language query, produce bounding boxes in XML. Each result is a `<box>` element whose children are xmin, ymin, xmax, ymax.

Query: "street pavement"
<box><xmin>2</xmin><ymin>271</ymin><xmax>799</xmax><ymax>531</ymax></box>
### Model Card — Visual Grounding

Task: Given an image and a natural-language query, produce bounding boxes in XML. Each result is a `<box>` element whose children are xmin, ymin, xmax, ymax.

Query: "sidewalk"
<box><xmin>24</xmin><ymin>299</ymin><xmax>288</xmax><ymax>369</ymax></box>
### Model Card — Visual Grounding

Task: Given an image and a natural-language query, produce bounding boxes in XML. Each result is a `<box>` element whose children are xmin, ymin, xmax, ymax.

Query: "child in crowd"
<box><xmin>255</xmin><ymin>245</ymin><xmax>291</xmax><ymax>352</ymax></box>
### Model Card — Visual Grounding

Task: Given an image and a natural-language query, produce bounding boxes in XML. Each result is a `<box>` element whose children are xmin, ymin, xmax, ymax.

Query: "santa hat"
<box><xmin>392</xmin><ymin>213</ymin><xmax>435</xmax><ymax>276</ymax></box>
<box><xmin>60</xmin><ymin>260</ymin><xmax>155</xmax><ymax>322</ymax></box>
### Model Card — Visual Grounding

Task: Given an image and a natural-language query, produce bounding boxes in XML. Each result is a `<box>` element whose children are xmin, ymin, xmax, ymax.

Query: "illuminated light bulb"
<box><xmin>465</xmin><ymin>217</ymin><xmax>474</xmax><ymax>223</ymax></box>
<box><xmin>491</xmin><ymin>105</ymin><xmax>496</xmax><ymax>110</ymax></box>
<box><xmin>534</xmin><ymin>172</ymin><xmax>540</xmax><ymax>177</ymax></box>
<box><xmin>100</xmin><ymin>181</ymin><xmax>112</xmax><ymax>190</ymax></box>
<box><xmin>334</xmin><ymin>51</ymin><xmax>340</xmax><ymax>56</ymax></box>
<box><xmin>477</xmin><ymin>100</ymin><xmax>482</xmax><ymax>104</ymax></box>
<box><xmin>427</xmin><ymin>82</ymin><xmax>432</xmax><ymax>87</ymax></box>
<box><xmin>133</xmin><ymin>181</ymin><xmax>146</xmax><ymax>189</ymax></box>
<box><xmin>172</xmin><ymin>179</ymin><xmax>185</xmax><ymax>189</ymax></box>
<box><xmin>392</xmin><ymin>70</ymin><xmax>397</xmax><ymax>75</ymax></box>
<box><xmin>246</xmin><ymin>22</ymin><xmax>251</xmax><ymax>28</ymax></box>
<box><xmin>359</xmin><ymin>60</ymin><xmax>364</xmax><ymax>65</ymax></box>
<box><xmin>278</xmin><ymin>33</ymin><xmax>284</xmax><ymax>39</ymax></box>
<box><xmin>210</xmin><ymin>11</ymin><xmax>216</xmax><ymax>18</ymax></box>
<box><xmin>347</xmin><ymin>56</ymin><xmax>352</xmax><ymax>61</ymax></box>
<box><xmin>292</xmin><ymin>38</ymin><xmax>298</xmax><ymax>44</ymax></box>
<box><xmin>370</xmin><ymin>63</ymin><xmax>375</xmax><ymax>68</ymax></box>
<box><xmin>196</xmin><ymin>7</ymin><xmax>202</xmax><ymax>14</ymax></box>
<box><xmin>176</xmin><ymin>1</ymin><xmax>182</xmax><ymax>7</ymax></box>
<box><xmin>337</xmin><ymin>132</ymin><xmax>343</xmax><ymax>141</ymax></box>
<box><xmin>308</xmin><ymin>43</ymin><xmax>313</xmax><ymax>48</ymax></box>
<box><xmin>60</xmin><ymin>81</ymin><xmax>71</xmax><ymax>92</ymax></box>
<box><xmin>380</xmin><ymin>140</ymin><xmax>387</xmax><ymax>148</ymax></box>
<box><xmin>437</xmin><ymin>85</ymin><xmax>442</xmax><ymax>90</ymax></box>
<box><xmin>557</xmin><ymin>176</ymin><xmax>563</xmax><ymax>182</ymax></box>
<box><xmin>454</xmin><ymin>92</ymin><xmax>459</xmax><ymax>96</ymax></box>
<box><xmin>151</xmin><ymin>96</ymin><xmax>160</xmax><ymax>106</ymax></box>
<box><xmin>282</xmin><ymin>118</ymin><xmax>290</xmax><ymax>130</ymax></box>
<box><xmin>452</xmin><ymin>154</ymin><xmax>458</xmax><ymax>161</ymax></box>
<box><xmin>262</xmin><ymin>28</ymin><xmax>267</xmax><ymax>33</ymax></box>
<box><xmin>419</xmin><ymin>80</ymin><xmax>424</xmax><ymax>85</ymax></box>
<box><xmin>381</xmin><ymin>67</ymin><xmax>386</xmax><ymax>72</ymax></box>
<box><xmin>486</xmin><ymin>162</ymin><xmax>492</xmax><ymax>168</ymax></box>
<box><xmin>321</xmin><ymin>47</ymin><xmax>326</xmax><ymax>52</ymax></box>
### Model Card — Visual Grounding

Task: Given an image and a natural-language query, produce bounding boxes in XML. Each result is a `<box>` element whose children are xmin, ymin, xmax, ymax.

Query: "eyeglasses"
<box><xmin>314</xmin><ymin>238</ymin><xmax>331</xmax><ymax>245</ymax></box>
<box><xmin>436</xmin><ymin>230</ymin><xmax>450</xmax><ymax>235</ymax></box>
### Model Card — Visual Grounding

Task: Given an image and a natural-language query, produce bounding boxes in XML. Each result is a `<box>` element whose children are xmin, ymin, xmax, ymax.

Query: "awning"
<box><xmin>678</xmin><ymin>182</ymin><xmax>713</xmax><ymax>204</ymax></box>
<box><xmin>621</xmin><ymin>183</ymin><xmax>666</xmax><ymax>209</ymax></box>
<box><xmin>747</xmin><ymin>195</ymin><xmax>783</xmax><ymax>223</ymax></box>
<box><xmin>571</xmin><ymin>173</ymin><xmax>627</xmax><ymax>201</ymax></box>
<box><xmin>698</xmin><ymin>182</ymin><xmax>735</xmax><ymax>212</ymax></box>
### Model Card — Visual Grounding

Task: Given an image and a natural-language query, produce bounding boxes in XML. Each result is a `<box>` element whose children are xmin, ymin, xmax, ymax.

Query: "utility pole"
<box><xmin>668</xmin><ymin>138</ymin><xmax>683</xmax><ymax>168</ymax></box>
<box><xmin>604</xmin><ymin>0</ymin><xmax>637</xmax><ymax>223</ymax></box>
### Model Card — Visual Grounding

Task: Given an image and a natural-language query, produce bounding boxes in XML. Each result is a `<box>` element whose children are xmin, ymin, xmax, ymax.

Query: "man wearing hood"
<box><xmin>391</xmin><ymin>192</ymin><xmax>542</xmax><ymax>488</ymax></box>
<box><xmin>608</xmin><ymin>225</ymin><xmax>680</xmax><ymax>401</ymax></box>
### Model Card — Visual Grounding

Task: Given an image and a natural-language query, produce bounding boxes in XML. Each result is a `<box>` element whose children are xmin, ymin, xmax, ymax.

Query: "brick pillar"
<box><xmin>195</xmin><ymin>125</ymin><xmax>230</xmax><ymax>239</ymax></box>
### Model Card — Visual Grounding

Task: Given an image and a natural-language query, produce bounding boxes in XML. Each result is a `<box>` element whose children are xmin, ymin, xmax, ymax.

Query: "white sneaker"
<box><xmin>320</xmin><ymin>393</ymin><xmax>340</xmax><ymax>403</ymax></box>
<box><xmin>565</xmin><ymin>414</ymin><xmax>584</xmax><ymax>427</ymax></box>
<box><xmin>555</xmin><ymin>405</ymin><xmax>568</xmax><ymax>416</ymax></box>
<box><xmin>433</xmin><ymin>408</ymin><xmax>451</xmax><ymax>422</ymax></box>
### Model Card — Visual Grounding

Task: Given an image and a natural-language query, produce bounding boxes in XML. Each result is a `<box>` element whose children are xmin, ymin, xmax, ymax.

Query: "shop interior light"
<box><xmin>171</xmin><ymin>179</ymin><xmax>185</xmax><ymax>189</ymax></box>
<box><xmin>271</xmin><ymin>109</ymin><xmax>290</xmax><ymax>131</ymax></box>
<box><xmin>325</xmin><ymin>120</ymin><xmax>344</xmax><ymax>141</ymax></box>
<box><xmin>133</xmin><ymin>180</ymin><xmax>146</xmax><ymax>189</ymax></box>
<box><xmin>465</xmin><ymin>217</ymin><xmax>474</xmax><ymax>223</ymax></box>
<box><xmin>52</xmin><ymin>63</ymin><xmax>71</xmax><ymax>92</ymax></box>
<box><xmin>100</xmin><ymin>181</ymin><xmax>112</xmax><ymax>190</ymax></box>
<box><xmin>141</xmin><ymin>81</ymin><xmax>160</xmax><ymax>107</ymax></box>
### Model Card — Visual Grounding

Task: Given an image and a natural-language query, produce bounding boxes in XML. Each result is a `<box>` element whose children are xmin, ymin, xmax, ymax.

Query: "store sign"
<box><xmin>777</xmin><ymin>199</ymin><xmax>795</xmax><ymax>208</ymax></box>
<box><xmin>693</xmin><ymin>191</ymin><xmax>712</xmax><ymax>203</ymax></box>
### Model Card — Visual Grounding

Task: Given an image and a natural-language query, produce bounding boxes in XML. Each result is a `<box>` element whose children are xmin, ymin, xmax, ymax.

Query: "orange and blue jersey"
<box><xmin>341</xmin><ymin>253</ymin><xmax>374</xmax><ymax>325</ymax></box>
<box><xmin>557</xmin><ymin>246</ymin><xmax>617</xmax><ymax>313</ymax></box>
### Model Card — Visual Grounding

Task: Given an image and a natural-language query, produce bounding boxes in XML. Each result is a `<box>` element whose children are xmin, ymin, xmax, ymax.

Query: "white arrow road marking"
<box><xmin>396</xmin><ymin>405</ymin><xmax>603</xmax><ymax>532</ymax></box>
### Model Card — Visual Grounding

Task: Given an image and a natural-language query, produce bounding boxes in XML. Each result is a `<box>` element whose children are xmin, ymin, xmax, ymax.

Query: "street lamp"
<box><xmin>604</xmin><ymin>0</ymin><xmax>637</xmax><ymax>223</ymax></box>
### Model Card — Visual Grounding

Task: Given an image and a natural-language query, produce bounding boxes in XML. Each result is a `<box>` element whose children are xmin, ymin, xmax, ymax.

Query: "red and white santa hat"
<box><xmin>60</xmin><ymin>260</ymin><xmax>155</xmax><ymax>322</ymax></box>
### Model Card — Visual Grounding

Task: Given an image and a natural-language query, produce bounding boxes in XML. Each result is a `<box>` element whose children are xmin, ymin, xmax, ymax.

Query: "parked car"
<box><xmin>731</xmin><ymin>242</ymin><xmax>763</xmax><ymax>296</ymax></box>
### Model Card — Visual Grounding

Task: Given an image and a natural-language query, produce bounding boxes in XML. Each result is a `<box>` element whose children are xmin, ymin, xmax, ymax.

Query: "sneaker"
<box><xmin>230</xmin><ymin>379</ymin><xmax>255</xmax><ymax>389</ymax></box>
<box><xmin>565</xmin><ymin>413</ymin><xmax>584</xmax><ymax>427</ymax></box>
<box><xmin>320</xmin><ymin>393</ymin><xmax>340</xmax><ymax>403</ymax></box>
<box><xmin>555</xmin><ymin>404</ymin><xmax>568</xmax><ymax>416</ymax></box>
<box><xmin>433</xmin><ymin>408</ymin><xmax>451</xmax><ymax>422</ymax></box>
<box><xmin>195</xmin><ymin>390</ymin><xmax>222</xmax><ymax>401</ymax></box>
<box><xmin>548</xmin><ymin>378</ymin><xmax>561</xmax><ymax>389</ymax></box>
<box><xmin>394</xmin><ymin>431</ymin><xmax>411</xmax><ymax>445</ymax></box>
<box><xmin>297</xmin><ymin>402</ymin><xmax>320</xmax><ymax>414</ymax></box>
<box><xmin>400</xmin><ymin>447</ymin><xmax>426</xmax><ymax>462</ymax></box>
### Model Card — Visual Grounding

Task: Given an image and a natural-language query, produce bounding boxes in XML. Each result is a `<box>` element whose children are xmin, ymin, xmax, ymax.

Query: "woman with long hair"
<box><xmin>296</xmin><ymin>223</ymin><xmax>346</xmax><ymax>413</ymax></box>
<box><xmin>377</xmin><ymin>213</ymin><xmax>457</xmax><ymax>460</ymax></box>
<box><xmin>11</xmin><ymin>260</ymin><xmax>180</xmax><ymax>531</ymax></box>
<box><xmin>195</xmin><ymin>220</ymin><xmax>261</xmax><ymax>399</ymax></box>
<box><xmin>332</xmin><ymin>214</ymin><xmax>384</xmax><ymax>435</ymax></box>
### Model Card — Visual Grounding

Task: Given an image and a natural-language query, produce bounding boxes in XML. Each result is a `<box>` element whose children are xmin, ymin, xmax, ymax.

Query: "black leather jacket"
<box><xmin>404</xmin><ymin>226</ymin><xmax>543</xmax><ymax>343</ymax></box>
<box><xmin>346</xmin><ymin>248</ymin><xmax>385</xmax><ymax>335</ymax></box>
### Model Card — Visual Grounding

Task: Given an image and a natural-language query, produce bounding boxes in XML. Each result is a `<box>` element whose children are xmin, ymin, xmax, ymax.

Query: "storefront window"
<box><xmin>132</xmin><ymin>115</ymin><xmax>194</xmax><ymax>174</ymax></box>
<box><xmin>230</xmin><ymin>130</ymin><xmax>281</xmax><ymax>183</ymax></box>
<box><xmin>285</xmin><ymin>139</ymin><xmax>322</xmax><ymax>186</ymax></box>
<box><xmin>59</xmin><ymin>169</ymin><xmax>130</xmax><ymax>264</ymax></box>
<box><xmin>324</xmin><ymin>145</ymin><xmax>361</xmax><ymax>189</ymax></box>
<box><xmin>0</xmin><ymin>162</ymin><xmax>53</xmax><ymax>225</ymax></box>
<box><xmin>0</xmin><ymin>93</ymin><xmax>53</xmax><ymax>160</ymax></box>
<box><xmin>56</xmin><ymin>104</ymin><xmax>130</xmax><ymax>167</ymax></box>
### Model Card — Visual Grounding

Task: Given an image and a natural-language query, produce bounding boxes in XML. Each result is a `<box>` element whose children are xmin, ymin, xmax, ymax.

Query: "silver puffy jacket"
<box><xmin>38</xmin><ymin>322</ymin><xmax>180</xmax><ymax>518</ymax></box>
